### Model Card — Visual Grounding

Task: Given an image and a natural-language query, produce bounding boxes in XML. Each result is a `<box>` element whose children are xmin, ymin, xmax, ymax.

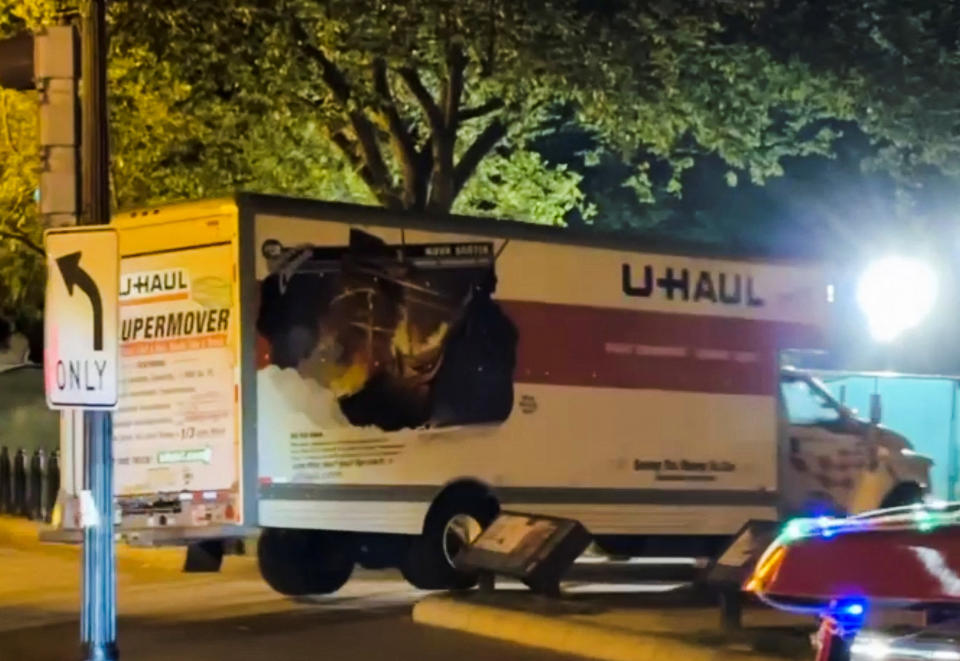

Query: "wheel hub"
<box><xmin>441</xmin><ymin>513</ymin><xmax>483</xmax><ymax>567</ymax></box>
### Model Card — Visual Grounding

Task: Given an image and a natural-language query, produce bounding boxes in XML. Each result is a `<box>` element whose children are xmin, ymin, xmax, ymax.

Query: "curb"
<box><xmin>0</xmin><ymin>516</ymin><xmax>261</xmax><ymax>577</ymax></box>
<box><xmin>0</xmin><ymin>516</ymin><xmax>185</xmax><ymax>571</ymax></box>
<box><xmin>0</xmin><ymin>516</ymin><xmax>60</xmax><ymax>549</ymax></box>
<box><xmin>413</xmin><ymin>594</ymin><xmax>782</xmax><ymax>661</ymax></box>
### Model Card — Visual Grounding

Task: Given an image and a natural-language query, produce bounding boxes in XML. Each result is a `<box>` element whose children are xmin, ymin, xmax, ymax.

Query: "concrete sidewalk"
<box><xmin>0</xmin><ymin>515</ymin><xmax>190</xmax><ymax>574</ymax></box>
<box><xmin>0</xmin><ymin>516</ymin><xmax>436</xmax><ymax>650</ymax></box>
<box><xmin>0</xmin><ymin>516</ymin><xmax>281</xmax><ymax>633</ymax></box>
<box><xmin>414</xmin><ymin>588</ymin><xmax>815</xmax><ymax>661</ymax></box>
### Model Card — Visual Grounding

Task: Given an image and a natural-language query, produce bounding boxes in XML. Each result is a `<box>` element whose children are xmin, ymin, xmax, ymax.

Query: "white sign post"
<box><xmin>44</xmin><ymin>223</ymin><xmax>120</xmax><ymax>661</ymax></box>
<box><xmin>44</xmin><ymin>226</ymin><xmax>118</xmax><ymax>409</ymax></box>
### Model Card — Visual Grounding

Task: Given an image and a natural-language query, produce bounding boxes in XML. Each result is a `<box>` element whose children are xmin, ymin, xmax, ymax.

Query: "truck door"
<box><xmin>779</xmin><ymin>373</ymin><xmax>869</xmax><ymax>516</ymax></box>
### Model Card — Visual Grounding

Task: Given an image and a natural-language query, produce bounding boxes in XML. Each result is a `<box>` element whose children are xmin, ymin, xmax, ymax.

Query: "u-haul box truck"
<box><xmin>55</xmin><ymin>194</ymin><xmax>932</xmax><ymax>594</ymax></box>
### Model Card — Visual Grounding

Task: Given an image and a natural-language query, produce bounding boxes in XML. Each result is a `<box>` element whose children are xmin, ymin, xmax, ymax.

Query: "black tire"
<box><xmin>880</xmin><ymin>482</ymin><xmax>924</xmax><ymax>509</ymax></box>
<box><xmin>401</xmin><ymin>492</ymin><xmax>498</xmax><ymax>590</ymax></box>
<box><xmin>257</xmin><ymin>528</ymin><xmax>355</xmax><ymax>596</ymax></box>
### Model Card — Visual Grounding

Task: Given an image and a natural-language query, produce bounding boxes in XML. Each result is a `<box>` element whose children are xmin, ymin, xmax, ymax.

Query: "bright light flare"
<box><xmin>843</xmin><ymin>602</ymin><xmax>865</xmax><ymax>617</ymax></box>
<box><xmin>850</xmin><ymin>634</ymin><xmax>960</xmax><ymax>660</ymax></box>
<box><xmin>850</xmin><ymin>635</ymin><xmax>892</xmax><ymax>660</ymax></box>
<box><xmin>857</xmin><ymin>257</ymin><xmax>937</xmax><ymax>342</ymax></box>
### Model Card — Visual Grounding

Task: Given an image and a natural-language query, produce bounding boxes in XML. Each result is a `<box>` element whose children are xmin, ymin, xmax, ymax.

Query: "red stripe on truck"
<box><xmin>501</xmin><ymin>300</ymin><xmax>823</xmax><ymax>396</ymax></box>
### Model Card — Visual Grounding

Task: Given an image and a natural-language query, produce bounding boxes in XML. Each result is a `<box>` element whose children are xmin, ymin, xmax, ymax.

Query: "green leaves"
<box><xmin>99</xmin><ymin>0</ymin><xmax>855</xmax><ymax>221</ymax></box>
<box><xmin>454</xmin><ymin>148</ymin><xmax>588</xmax><ymax>226</ymax></box>
<box><xmin>6</xmin><ymin>0</ymin><xmax>960</xmax><ymax>325</ymax></box>
<box><xmin>0</xmin><ymin>87</ymin><xmax>43</xmax><ymax>322</ymax></box>
<box><xmin>0</xmin><ymin>0</ymin><xmax>72</xmax><ymax>38</ymax></box>
<box><xmin>753</xmin><ymin>0</ymin><xmax>960</xmax><ymax>196</ymax></box>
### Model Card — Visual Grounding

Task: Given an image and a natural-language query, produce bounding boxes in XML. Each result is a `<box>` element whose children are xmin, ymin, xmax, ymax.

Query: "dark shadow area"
<box><xmin>0</xmin><ymin>601</ymin><xmax>584</xmax><ymax>661</ymax></box>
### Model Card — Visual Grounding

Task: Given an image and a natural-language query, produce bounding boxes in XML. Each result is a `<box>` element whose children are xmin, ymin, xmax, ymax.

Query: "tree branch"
<box><xmin>330</xmin><ymin>130</ymin><xmax>362</xmax><ymax>167</ymax></box>
<box><xmin>0</xmin><ymin>230</ymin><xmax>44</xmax><ymax>256</ymax></box>
<box><xmin>400</xmin><ymin>65</ymin><xmax>462</xmax><ymax>210</ymax></box>
<box><xmin>482</xmin><ymin>0</ymin><xmax>498</xmax><ymax>77</ymax></box>
<box><xmin>398</xmin><ymin>66</ymin><xmax>444</xmax><ymax>135</ymax></box>
<box><xmin>330</xmin><ymin>130</ymin><xmax>403</xmax><ymax>209</ymax></box>
<box><xmin>415</xmin><ymin>47</ymin><xmax>468</xmax><ymax>213</ymax></box>
<box><xmin>453</xmin><ymin>120</ymin><xmax>507</xmax><ymax>197</ymax></box>
<box><xmin>372</xmin><ymin>58</ymin><xmax>419</xmax><ymax>208</ymax></box>
<box><xmin>443</xmin><ymin>44</ymin><xmax>467</xmax><ymax>130</ymax></box>
<box><xmin>292</xmin><ymin>21</ymin><xmax>350</xmax><ymax>104</ymax></box>
<box><xmin>292</xmin><ymin>20</ymin><xmax>396</xmax><ymax>203</ymax></box>
<box><xmin>458</xmin><ymin>98</ymin><xmax>504</xmax><ymax>122</ymax></box>
<box><xmin>347</xmin><ymin>110</ymin><xmax>395</xmax><ymax>202</ymax></box>
<box><xmin>415</xmin><ymin>145</ymin><xmax>433</xmax><ymax>209</ymax></box>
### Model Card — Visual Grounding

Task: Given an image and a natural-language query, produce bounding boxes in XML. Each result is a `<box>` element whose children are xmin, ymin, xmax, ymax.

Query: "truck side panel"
<box><xmin>109</xmin><ymin>203</ymin><xmax>244</xmax><ymax>534</ymax></box>
<box><xmin>251</xmin><ymin>212</ymin><xmax>827</xmax><ymax>536</ymax></box>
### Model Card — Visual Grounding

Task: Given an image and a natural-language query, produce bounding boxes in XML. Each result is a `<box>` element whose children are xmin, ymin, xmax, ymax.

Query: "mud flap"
<box><xmin>705</xmin><ymin>520</ymin><xmax>780</xmax><ymax>631</ymax></box>
<box><xmin>705</xmin><ymin>520</ymin><xmax>780</xmax><ymax>629</ymax></box>
<box><xmin>183</xmin><ymin>540</ymin><xmax>224</xmax><ymax>573</ymax></box>
<box><xmin>706</xmin><ymin>520</ymin><xmax>779</xmax><ymax>587</ymax></box>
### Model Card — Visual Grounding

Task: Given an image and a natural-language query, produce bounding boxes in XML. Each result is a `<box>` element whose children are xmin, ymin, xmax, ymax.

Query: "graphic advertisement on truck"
<box><xmin>59</xmin><ymin>202</ymin><xmax>243</xmax><ymax>538</ymax></box>
<box><xmin>54</xmin><ymin>194</ymin><xmax>932</xmax><ymax>595</ymax></box>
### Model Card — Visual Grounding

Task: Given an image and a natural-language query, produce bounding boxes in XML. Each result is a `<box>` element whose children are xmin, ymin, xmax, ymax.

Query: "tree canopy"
<box><xmin>658</xmin><ymin>0</ymin><xmax>960</xmax><ymax>254</ymax></box>
<box><xmin>3</xmin><ymin>0</ymin><xmax>960</xmax><ymax>324</ymax></box>
<box><xmin>108</xmin><ymin>0</ymin><xmax>853</xmax><ymax>219</ymax></box>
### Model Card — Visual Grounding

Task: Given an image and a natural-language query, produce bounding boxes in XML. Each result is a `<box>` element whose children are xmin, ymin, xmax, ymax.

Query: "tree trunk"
<box><xmin>428</xmin><ymin>132</ymin><xmax>456</xmax><ymax>212</ymax></box>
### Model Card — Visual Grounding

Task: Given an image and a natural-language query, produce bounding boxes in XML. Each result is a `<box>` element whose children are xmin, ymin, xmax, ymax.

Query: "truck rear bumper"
<box><xmin>39</xmin><ymin>524</ymin><xmax>257</xmax><ymax>546</ymax></box>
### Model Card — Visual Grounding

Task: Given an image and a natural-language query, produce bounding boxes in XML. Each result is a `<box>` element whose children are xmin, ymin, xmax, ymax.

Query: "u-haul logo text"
<box><xmin>622</xmin><ymin>264</ymin><xmax>764</xmax><ymax>307</ymax></box>
<box><xmin>120</xmin><ymin>268</ymin><xmax>190</xmax><ymax>301</ymax></box>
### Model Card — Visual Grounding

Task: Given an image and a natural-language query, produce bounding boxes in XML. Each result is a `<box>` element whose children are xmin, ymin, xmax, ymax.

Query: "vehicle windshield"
<box><xmin>780</xmin><ymin>374</ymin><xmax>850</xmax><ymax>426</ymax></box>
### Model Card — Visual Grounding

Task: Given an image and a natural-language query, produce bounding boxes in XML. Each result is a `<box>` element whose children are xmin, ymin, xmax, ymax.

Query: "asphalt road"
<box><xmin>0</xmin><ymin>540</ymin><xmax>587</xmax><ymax>661</ymax></box>
<box><xmin>0</xmin><ymin>604</ymin><xmax>589</xmax><ymax>661</ymax></box>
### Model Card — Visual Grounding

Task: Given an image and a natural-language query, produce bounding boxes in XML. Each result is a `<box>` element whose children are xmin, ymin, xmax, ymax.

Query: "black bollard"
<box><xmin>0</xmin><ymin>446</ymin><xmax>10</xmax><ymax>515</ymax></box>
<box><xmin>44</xmin><ymin>449</ymin><xmax>60</xmax><ymax>523</ymax></box>
<box><xmin>26</xmin><ymin>450</ymin><xmax>39</xmax><ymax>520</ymax></box>
<box><xmin>29</xmin><ymin>449</ymin><xmax>45</xmax><ymax>521</ymax></box>
<box><xmin>12</xmin><ymin>449</ymin><xmax>26</xmax><ymax>517</ymax></box>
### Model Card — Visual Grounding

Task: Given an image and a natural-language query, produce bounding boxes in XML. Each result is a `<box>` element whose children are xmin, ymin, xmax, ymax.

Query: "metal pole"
<box><xmin>81</xmin><ymin>0</ymin><xmax>109</xmax><ymax>227</ymax></box>
<box><xmin>949</xmin><ymin>381</ymin><xmax>958</xmax><ymax>499</ymax></box>
<box><xmin>79</xmin><ymin>0</ymin><xmax>116</xmax><ymax>659</ymax></box>
<box><xmin>81</xmin><ymin>411</ymin><xmax>117</xmax><ymax>661</ymax></box>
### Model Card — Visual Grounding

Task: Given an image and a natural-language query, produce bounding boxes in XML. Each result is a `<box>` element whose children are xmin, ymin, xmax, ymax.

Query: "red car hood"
<box><xmin>747</xmin><ymin>506</ymin><xmax>960</xmax><ymax>606</ymax></box>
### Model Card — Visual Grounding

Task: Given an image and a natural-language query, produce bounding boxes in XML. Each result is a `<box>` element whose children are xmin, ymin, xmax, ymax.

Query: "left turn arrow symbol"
<box><xmin>56</xmin><ymin>251</ymin><xmax>104</xmax><ymax>351</ymax></box>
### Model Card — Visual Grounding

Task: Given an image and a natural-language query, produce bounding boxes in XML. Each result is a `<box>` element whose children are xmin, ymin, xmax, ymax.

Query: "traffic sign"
<box><xmin>44</xmin><ymin>226</ymin><xmax>118</xmax><ymax>409</ymax></box>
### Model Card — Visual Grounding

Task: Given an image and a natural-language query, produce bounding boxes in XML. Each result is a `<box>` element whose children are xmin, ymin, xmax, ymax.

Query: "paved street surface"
<box><xmin>0</xmin><ymin>524</ymin><xmax>817</xmax><ymax>661</ymax></box>
<box><xmin>0</xmin><ymin>540</ymin><xmax>586</xmax><ymax>660</ymax></box>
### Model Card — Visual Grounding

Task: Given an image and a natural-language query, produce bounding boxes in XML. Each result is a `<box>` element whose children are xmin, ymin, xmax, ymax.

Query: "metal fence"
<box><xmin>0</xmin><ymin>445</ymin><xmax>59</xmax><ymax>522</ymax></box>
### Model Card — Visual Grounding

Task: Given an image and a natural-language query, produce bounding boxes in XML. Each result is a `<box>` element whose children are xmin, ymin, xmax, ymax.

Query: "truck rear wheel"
<box><xmin>401</xmin><ymin>492</ymin><xmax>497</xmax><ymax>590</ymax></box>
<box><xmin>257</xmin><ymin>528</ymin><xmax>355</xmax><ymax>596</ymax></box>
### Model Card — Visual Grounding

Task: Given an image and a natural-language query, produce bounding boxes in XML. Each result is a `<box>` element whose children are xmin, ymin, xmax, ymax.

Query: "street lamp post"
<box><xmin>78</xmin><ymin>2</ymin><xmax>117</xmax><ymax>659</ymax></box>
